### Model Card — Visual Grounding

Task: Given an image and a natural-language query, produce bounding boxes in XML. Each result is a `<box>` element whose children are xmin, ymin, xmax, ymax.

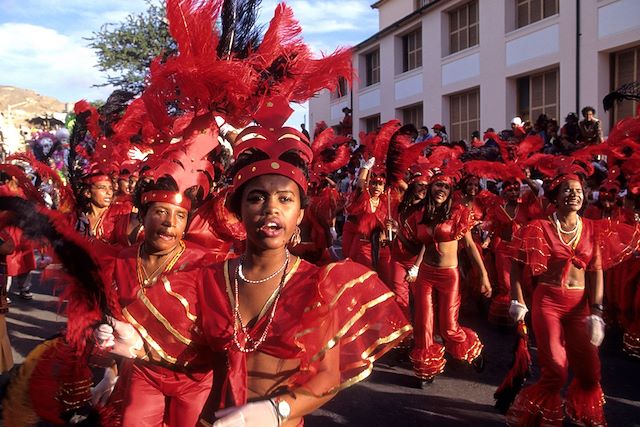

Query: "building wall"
<box><xmin>309</xmin><ymin>0</ymin><xmax>640</xmax><ymax>139</ymax></box>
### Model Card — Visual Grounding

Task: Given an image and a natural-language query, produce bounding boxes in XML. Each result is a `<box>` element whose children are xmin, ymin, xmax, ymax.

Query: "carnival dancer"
<box><xmin>507</xmin><ymin>172</ymin><xmax>610</xmax><ymax>426</ymax></box>
<box><xmin>485</xmin><ymin>174</ymin><xmax>542</xmax><ymax>326</ymax></box>
<box><xmin>388</xmin><ymin>165</ymin><xmax>430</xmax><ymax>318</ymax></box>
<box><xmin>407</xmin><ymin>170</ymin><xmax>492</xmax><ymax>385</ymax></box>
<box><xmin>94</xmin><ymin>175</ymin><xmax>216</xmax><ymax>427</ymax></box>
<box><xmin>195</xmin><ymin>97</ymin><xmax>411</xmax><ymax>427</ymax></box>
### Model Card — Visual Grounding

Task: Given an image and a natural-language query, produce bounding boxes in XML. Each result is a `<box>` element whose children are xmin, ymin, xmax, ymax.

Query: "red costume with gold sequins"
<box><xmin>196</xmin><ymin>258</ymin><xmax>411</xmax><ymax>424</ymax></box>
<box><xmin>112</xmin><ymin>241</ymin><xmax>215</xmax><ymax>427</ymax></box>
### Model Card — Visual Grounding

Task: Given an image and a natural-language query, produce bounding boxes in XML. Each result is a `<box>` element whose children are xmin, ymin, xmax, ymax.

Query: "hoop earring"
<box><xmin>289</xmin><ymin>226</ymin><xmax>301</xmax><ymax>247</ymax></box>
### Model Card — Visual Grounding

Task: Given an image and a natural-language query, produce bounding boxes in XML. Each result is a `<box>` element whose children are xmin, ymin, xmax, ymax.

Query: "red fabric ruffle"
<box><xmin>445</xmin><ymin>326</ymin><xmax>483</xmax><ymax>363</ymax></box>
<box><xmin>506</xmin><ymin>383</ymin><xmax>564</xmax><ymax>426</ymax></box>
<box><xmin>409</xmin><ymin>343</ymin><xmax>446</xmax><ymax>379</ymax></box>
<box><xmin>565</xmin><ymin>380</ymin><xmax>607</xmax><ymax>426</ymax></box>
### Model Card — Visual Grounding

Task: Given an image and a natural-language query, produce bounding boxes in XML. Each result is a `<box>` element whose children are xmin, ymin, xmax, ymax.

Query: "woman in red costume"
<box><xmin>507</xmin><ymin>173</ymin><xmax>607</xmax><ymax>426</ymax></box>
<box><xmin>408</xmin><ymin>172</ymin><xmax>492</xmax><ymax>385</ymax></box>
<box><xmin>486</xmin><ymin>177</ymin><xmax>542</xmax><ymax>325</ymax></box>
<box><xmin>388</xmin><ymin>167</ymin><xmax>429</xmax><ymax>318</ymax></box>
<box><xmin>344</xmin><ymin>158</ymin><xmax>390</xmax><ymax>271</ymax></box>
<box><xmin>94</xmin><ymin>175</ymin><xmax>215</xmax><ymax>427</ymax></box>
<box><xmin>453</xmin><ymin>173</ymin><xmax>499</xmax><ymax>306</ymax></box>
<box><xmin>195</xmin><ymin>104</ymin><xmax>411</xmax><ymax>427</ymax></box>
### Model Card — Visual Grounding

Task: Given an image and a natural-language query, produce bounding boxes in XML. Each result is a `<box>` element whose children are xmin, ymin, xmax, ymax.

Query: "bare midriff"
<box><xmin>422</xmin><ymin>240</ymin><xmax>459</xmax><ymax>268</ymax></box>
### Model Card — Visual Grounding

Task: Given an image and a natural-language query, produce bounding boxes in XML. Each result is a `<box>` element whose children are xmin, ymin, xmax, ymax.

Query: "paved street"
<box><xmin>5</xmin><ymin>276</ymin><xmax>640</xmax><ymax>426</ymax></box>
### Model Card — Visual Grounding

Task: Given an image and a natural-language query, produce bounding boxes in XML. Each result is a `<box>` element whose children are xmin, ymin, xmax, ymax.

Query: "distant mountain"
<box><xmin>0</xmin><ymin>85</ymin><xmax>69</xmax><ymax>128</ymax></box>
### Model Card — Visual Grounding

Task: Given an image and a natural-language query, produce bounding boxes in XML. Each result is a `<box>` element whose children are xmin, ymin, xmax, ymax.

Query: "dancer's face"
<box><xmin>88</xmin><ymin>179</ymin><xmax>113</xmax><ymax>208</ymax></box>
<box><xmin>240</xmin><ymin>174</ymin><xmax>304</xmax><ymax>252</ymax></box>
<box><xmin>556</xmin><ymin>180</ymin><xmax>584</xmax><ymax>213</ymax></box>
<box><xmin>431</xmin><ymin>181</ymin><xmax>451</xmax><ymax>206</ymax></box>
<box><xmin>464</xmin><ymin>177</ymin><xmax>480</xmax><ymax>197</ymax></box>
<box><xmin>143</xmin><ymin>202</ymin><xmax>188</xmax><ymax>253</ymax></box>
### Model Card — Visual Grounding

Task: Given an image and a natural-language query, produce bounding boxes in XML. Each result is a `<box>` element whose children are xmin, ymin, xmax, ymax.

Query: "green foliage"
<box><xmin>87</xmin><ymin>1</ymin><xmax>176</xmax><ymax>95</ymax></box>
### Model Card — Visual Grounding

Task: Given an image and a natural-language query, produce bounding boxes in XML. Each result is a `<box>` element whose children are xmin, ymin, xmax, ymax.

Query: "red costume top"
<box><xmin>197</xmin><ymin>258</ymin><xmax>412</xmax><ymax>416</ymax></box>
<box><xmin>114</xmin><ymin>241</ymin><xmax>215</xmax><ymax>372</ymax></box>
<box><xmin>346</xmin><ymin>190</ymin><xmax>389</xmax><ymax>237</ymax></box>
<box><xmin>515</xmin><ymin>217</ymin><xmax>640</xmax><ymax>282</ymax></box>
<box><xmin>583</xmin><ymin>203</ymin><xmax>626</xmax><ymax>222</ymax></box>
<box><xmin>408</xmin><ymin>204</ymin><xmax>475</xmax><ymax>247</ymax></box>
<box><xmin>485</xmin><ymin>190</ymin><xmax>542</xmax><ymax>251</ymax></box>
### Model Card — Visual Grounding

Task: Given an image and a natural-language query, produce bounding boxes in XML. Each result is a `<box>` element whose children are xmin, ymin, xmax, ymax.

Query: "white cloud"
<box><xmin>0</xmin><ymin>23</ymin><xmax>113</xmax><ymax>102</ymax></box>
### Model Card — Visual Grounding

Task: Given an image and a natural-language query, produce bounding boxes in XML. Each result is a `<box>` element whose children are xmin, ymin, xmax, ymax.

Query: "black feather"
<box><xmin>67</xmin><ymin>110</ymin><xmax>90</xmax><ymax>204</ymax></box>
<box><xmin>99</xmin><ymin>90</ymin><xmax>136</xmax><ymax>137</ymax></box>
<box><xmin>603</xmin><ymin>81</ymin><xmax>640</xmax><ymax>112</ymax></box>
<box><xmin>218</xmin><ymin>0</ymin><xmax>264</xmax><ymax>59</ymax></box>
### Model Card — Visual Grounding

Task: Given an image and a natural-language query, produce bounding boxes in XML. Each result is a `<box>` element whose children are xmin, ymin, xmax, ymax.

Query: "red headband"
<box><xmin>429</xmin><ymin>174</ymin><xmax>454</xmax><ymax>186</ymax></box>
<box><xmin>141</xmin><ymin>190</ymin><xmax>192</xmax><ymax>211</ymax></box>
<box><xmin>549</xmin><ymin>173</ymin><xmax>580</xmax><ymax>191</ymax></box>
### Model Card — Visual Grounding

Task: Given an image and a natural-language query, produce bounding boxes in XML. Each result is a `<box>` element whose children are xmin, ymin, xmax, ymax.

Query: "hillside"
<box><xmin>0</xmin><ymin>85</ymin><xmax>68</xmax><ymax>127</ymax></box>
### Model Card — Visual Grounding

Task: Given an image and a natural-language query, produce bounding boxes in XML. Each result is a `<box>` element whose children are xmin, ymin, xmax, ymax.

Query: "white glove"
<box><xmin>361</xmin><ymin>156</ymin><xmax>376</xmax><ymax>170</ymax></box>
<box><xmin>329</xmin><ymin>227</ymin><xmax>338</xmax><ymax>242</ymax></box>
<box><xmin>127</xmin><ymin>146</ymin><xmax>151</xmax><ymax>161</ymax></box>
<box><xmin>94</xmin><ymin>317</ymin><xmax>144</xmax><ymax>358</ymax></box>
<box><xmin>406</xmin><ymin>265</ymin><xmax>419</xmax><ymax>280</ymax></box>
<box><xmin>585</xmin><ymin>315</ymin><xmax>605</xmax><ymax>347</ymax></box>
<box><xmin>509</xmin><ymin>300</ymin><xmax>528</xmax><ymax>322</ymax></box>
<box><xmin>91</xmin><ymin>366</ymin><xmax>118</xmax><ymax>406</ymax></box>
<box><xmin>213</xmin><ymin>400</ymin><xmax>279</xmax><ymax>427</ymax></box>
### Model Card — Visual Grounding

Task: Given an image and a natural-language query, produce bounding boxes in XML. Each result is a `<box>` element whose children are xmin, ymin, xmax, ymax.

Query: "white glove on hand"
<box><xmin>585</xmin><ymin>315</ymin><xmax>605</xmax><ymax>347</ymax></box>
<box><xmin>127</xmin><ymin>146</ymin><xmax>151</xmax><ymax>161</ymax></box>
<box><xmin>509</xmin><ymin>300</ymin><xmax>528</xmax><ymax>322</ymax></box>
<box><xmin>329</xmin><ymin>227</ymin><xmax>338</xmax><ymax>242</ymax></box>
<box><xmin>213</xmin><ymin>400</ymin><xmax>279</xmax><ymax>427</ymax></box>
<box><xmin>406</xmin><ymin>265</ymin><xmax>419</xmax><ymax>281</ymax></box>
<box><xmin>91</xmin><ymin>366</ymin><xmax>118</xmax><ymax>406</ymax></box>
<box><xmin>361</xmin><ymin>156</ymin><xmax>376</xmax><ymax>170</ymax></box>
<box><xmin>93</xmin><ymin>317</ymin><xmax>144</xmax><ymax>358</ymax></box>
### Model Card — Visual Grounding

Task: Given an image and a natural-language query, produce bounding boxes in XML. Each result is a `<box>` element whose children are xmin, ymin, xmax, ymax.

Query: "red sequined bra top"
<box><xmin>409</xmin><ymin>204</ymin><xmax>474</xmax><ymax>244</ymax></box>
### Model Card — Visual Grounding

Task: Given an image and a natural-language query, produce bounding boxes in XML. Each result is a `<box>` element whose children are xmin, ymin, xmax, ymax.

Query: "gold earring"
<box><xmin>289</xmin><ymin>226</ymin><xmax>301</xmax><ymax>247</ymax></box>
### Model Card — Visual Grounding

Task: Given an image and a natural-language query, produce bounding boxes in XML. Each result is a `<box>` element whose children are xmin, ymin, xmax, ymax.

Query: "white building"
<box><xmin>308</xmin><ymin>0</ymin><xmax>640</xmax><ymax>142</ymax></box>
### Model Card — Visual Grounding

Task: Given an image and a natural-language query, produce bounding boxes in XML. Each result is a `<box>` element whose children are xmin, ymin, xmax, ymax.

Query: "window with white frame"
<box><xmin>365</xmin><ymin>49</ymin><xmax>380</xmax><ymax>87</ymax></box>
<box><xmin>402</xmin><ymin>28</ymin><xmax>422</xmax><ymax>72</ymax></box>
<box><xmin>516</xmin><ymin>68</ymin><xmax>559</xmax><ymax>122</ymax></box>
<box><xmin>449</xmin><ymin>1</ymin><xmax>478</xmax><ymax>55</ymax></box>
<box><xmin>517</xmin><ymin>0</ymin><xmax>558</xmax><ymax>29</ymax></box>
<box><xmin>450</xmin><ymin>88</ymin><xmax>479</xmax><ymax>142</ymax></box>
<box><xmin>611</xmin><ymin>46</ymin><xmax>640</xmax><ymax>124</ymax></box>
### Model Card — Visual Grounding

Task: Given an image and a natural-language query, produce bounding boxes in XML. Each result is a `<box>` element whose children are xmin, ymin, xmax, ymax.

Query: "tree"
<box><xmin>87</xmin><ymin>1</ymin><xmax>176</xmax><ymax>95</ymax></box>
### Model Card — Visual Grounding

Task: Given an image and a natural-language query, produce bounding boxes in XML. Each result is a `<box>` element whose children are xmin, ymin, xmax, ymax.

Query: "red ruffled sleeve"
<box><xmin>292</xmin><ymin>260</ymin><xmax>412</xmax><ymax>395</ymax></box>
<box><xmin>591</xmin><ymin>218</ymin><xmax>640</xmax><ymax>271</ymax></box>
<box><xmin>511</xmin><ymin>219</ymin><xmax>552</xmax><ymax>275</ymax></box>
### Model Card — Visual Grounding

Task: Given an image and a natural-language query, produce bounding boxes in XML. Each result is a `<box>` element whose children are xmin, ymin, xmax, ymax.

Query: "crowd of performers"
<box><xmin>0</xmin><ymin>1</ymin><xmax>639</xmax><ymax>427</ymax></box>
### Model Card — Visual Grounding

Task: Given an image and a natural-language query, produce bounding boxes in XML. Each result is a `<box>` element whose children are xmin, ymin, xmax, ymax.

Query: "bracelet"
<box><xmin>590</xmin><ymin>303</ymin><xmax>604</xmax><ymax>313</ymax></box>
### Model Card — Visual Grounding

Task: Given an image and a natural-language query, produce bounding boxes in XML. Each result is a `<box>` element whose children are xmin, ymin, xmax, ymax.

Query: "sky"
<box><xmin>0</xmin><ymin>0</ymin><xmax>379</xmax><ymax>127</ymax></box>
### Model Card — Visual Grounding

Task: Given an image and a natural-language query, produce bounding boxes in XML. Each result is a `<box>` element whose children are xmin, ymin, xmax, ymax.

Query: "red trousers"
<box><xmin>489</xmin><ymin>247</ymin><xmax>512</xmax><ymax>325</ymax></box>
<box><xmin>121</xmin><ymin>362</ymin><xmax>213</xmax><ymax>427</ymax></box>
<box><xmin>341</xmin><ymin>221</ymin><xmax>357</xmax><ymax>260</ymax></box>
<box><xmin>507</xmin><ymin>284</ymin><xmax>605</xmax><ymax>426</ymax></box>
<box><xmin>389</xmin><ymin>260</ymin><xmax>412</xmax><ymax>319</ymax></box>
<box><xmin>410</xmin><ymin>264</ymin><xmax>483</xmax><ymax>379</ymax></box>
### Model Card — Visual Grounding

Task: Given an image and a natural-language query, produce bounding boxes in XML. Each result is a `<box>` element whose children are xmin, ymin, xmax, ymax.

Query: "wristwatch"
<box><xmin>270</xmin><ymin>397</ymin><xmax>291</xmax><ymax>425</ymax></box>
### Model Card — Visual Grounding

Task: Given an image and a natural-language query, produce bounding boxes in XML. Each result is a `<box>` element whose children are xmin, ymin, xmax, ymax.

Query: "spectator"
<box><xmin>300</xmin><ymin>123</ymin><xmax>311</xmax><ymax>140</ymax></box>
<box><xmin>470</xmin><ymin>130</ymin><xmax>483</xmax><ymax>148</ymax></box>
<box><xmin>577</xmin><ymin>106</ymin><xmax>604</xmax><ymax>145</ymax></box>
<box><xmin>543</xmin><ymin>119</ymin><xmax>562</xmax><ymax>154</ymax></box>
<box><xmin>415</xmin><ymin>126</ymin><xmax>431</xmax><ymax>143</ymax></box>
<box><xmin>560</xmin><ymin>113</ymin><xmax>580</xmax><ymax>153</ymax></box>
<box><xmin>432</xmin><ymin>123</ymin><xmax>449</xmax><ymax>145</ymax></box>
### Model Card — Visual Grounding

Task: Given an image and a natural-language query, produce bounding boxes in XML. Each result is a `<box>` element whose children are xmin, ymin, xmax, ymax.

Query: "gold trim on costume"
<box><xmin>304</xmin><ymin>269</ymin><xmax>376</xmax><ymax>313</ymax></box>
<box><xmin>161</xmin><ymin>276</ymin><xmax>197</xmax><ymax>322</ymax></box>
<box><xmin>122</xmin><ymin>308</ymin><xmax>178</xmax><ymax>364</ymax></box>
<box><xmin>135</xmin><ymin>290</ymin><xmax>193</xmax><ymax>346</ymax></box>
